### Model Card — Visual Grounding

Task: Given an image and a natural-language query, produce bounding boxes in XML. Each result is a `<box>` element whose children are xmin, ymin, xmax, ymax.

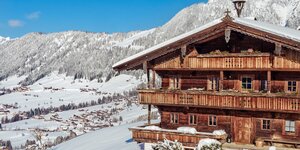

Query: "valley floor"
<box><xmin>0</xmin><ymin>73</ymin><xmax>155</xmax><ymax>149</ymax></box>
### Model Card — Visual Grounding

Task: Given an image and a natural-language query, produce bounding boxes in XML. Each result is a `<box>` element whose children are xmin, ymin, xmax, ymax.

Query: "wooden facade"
<box><xmin>113</xmin><ymin>16</ymin><xmax>300</xmax><ymax>148</ymax></box>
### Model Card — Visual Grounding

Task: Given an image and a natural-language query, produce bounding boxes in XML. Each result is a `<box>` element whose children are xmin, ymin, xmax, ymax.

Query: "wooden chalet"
<box><xmin>113</xmin><ymin>4</ymin><xmax>300</xmax><ymax>148</ymax></box>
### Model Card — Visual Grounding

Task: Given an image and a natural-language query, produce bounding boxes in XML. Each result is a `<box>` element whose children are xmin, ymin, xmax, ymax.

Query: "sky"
<box><xmin>0</xmin><ymin>0</ymin><xmax>208</xmax><ymax>38</ymax></box>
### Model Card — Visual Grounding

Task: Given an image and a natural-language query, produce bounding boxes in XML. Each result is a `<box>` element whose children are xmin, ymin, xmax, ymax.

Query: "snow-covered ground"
<box><xmin>0</xmin><ymin>72</ymin><xmax>140</xmax><ymax>114</ymax></box>
<box><xmin>0</xmin><ymin>73</ymin><xmax>152</xmax><ymax>149</ymax></box>
<box><xmin>0</xmin><ymin>130</ymin><xmax>35</xmax><ymax>148</ymax></box>
<box><xmin>3</xmin><ymin>118</ymin><xmax>63</xmax><ymax>131</ymax></box>
<box><xmin>53</xmin><ymin>121</ymin><xmax>156</xmax><ymax>150</ymax></box>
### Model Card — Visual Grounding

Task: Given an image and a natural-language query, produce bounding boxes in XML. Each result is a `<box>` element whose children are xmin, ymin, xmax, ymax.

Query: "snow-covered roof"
<box><xmin>112</xmin><ymin>18</ymin><xmax>223</xmax><ymax>68</ymax></box>
<box><xmin>234</xmin><ymin>18</ymin><xmax>300</xmax><ymax>43</ymax></box>
<box><xmin>113</xmin><ymin>17</ymin><xmax>300</xmax><ymax>70</ymax></box>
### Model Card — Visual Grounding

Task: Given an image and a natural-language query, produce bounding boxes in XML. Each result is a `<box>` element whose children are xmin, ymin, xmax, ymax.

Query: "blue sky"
<box><xmin>0</xmin><ymin>0</ymin><xmax>208</xmax><ymax>38</ymax></box>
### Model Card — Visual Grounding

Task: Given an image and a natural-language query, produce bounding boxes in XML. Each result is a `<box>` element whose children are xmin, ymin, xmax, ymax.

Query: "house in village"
<box><xmin>113</xmin><ymin>0</ymin><xmax>300</xmax><ymax>149</ymax></box>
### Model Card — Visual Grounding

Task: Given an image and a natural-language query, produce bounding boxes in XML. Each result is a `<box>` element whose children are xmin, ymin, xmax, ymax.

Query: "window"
<box><xmin>189</xmin><ymin>114</ymin><xmax>197</xmax><ymax>125</ymax></box>
<box><xmin>261</xmin><ymin>80</ymin><xmax>268</xmax><ymax>91</ymax></box>
<box><xmin>262</xmin><ymin>119</ymin><xmax>271</xmax><ymax>130</ymax></box>
<box><xmin>285</xmin><ymin>120</ymin><xmax>295</xmax><ymax>133</ymax></box>
<box><xmin>288</xmin><ymin>81</ymin><xmax>297</xmax><ymax>92</ymax></box>
<box><xmin>208</xmin><ymin>115</ymin><xmax>217</xmax><ymax>126</ymax></box>
<box><xmin>169</xmin><ymin>76</ymin><xmax>180</xmax><ymax>89</ymax></box>
<box><xmin>209</xmin><ymin>77</ymin><xmax>219</xmax><ymax>91</ymax></box>
<box><xmin>170</xmin><ymin>113</ymin><xmax>179</xmax><ymax>124</ymax></box>
<box><xmin>242</xmin><ymin>77</ymin><xmax>252</xmax><ymax>90</ymax></box>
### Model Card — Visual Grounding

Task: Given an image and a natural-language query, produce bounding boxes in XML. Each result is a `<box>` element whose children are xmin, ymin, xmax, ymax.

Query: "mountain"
<box><xmin>0</xmin><ymin>36</ymin><xmax>12</xmax><ymax>45</ymax></box>
<box><xmin>0</xmin><ymin>0</ymin><xmax>299</xmax><ymax>85</ymax></box>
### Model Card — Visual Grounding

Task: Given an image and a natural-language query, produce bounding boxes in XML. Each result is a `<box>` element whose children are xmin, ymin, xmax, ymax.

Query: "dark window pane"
<box><xmin>242</xmin><ymin>78</ymin><xmax>246</xmax><ymax>82</ymax></box>
<box><xmin>247</xmin><ymin>84</ymin><xmax>251</xmax><ymax>89</ymax></box>
<box><xmin>247</xmin><ymin>78</ymin><xmax>252</xmax><ymax>82</ymax></box>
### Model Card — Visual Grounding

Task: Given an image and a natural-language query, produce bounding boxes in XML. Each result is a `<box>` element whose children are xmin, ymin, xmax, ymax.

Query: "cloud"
<box><xmin>26</xmin><ymin>11</ymin><xmax>41</xmax><ymax>20</ymax></box>
<box><xmin>8</xmin><ymin>20</ymin><xmax>24</xmax><ymax>27</ymax></box>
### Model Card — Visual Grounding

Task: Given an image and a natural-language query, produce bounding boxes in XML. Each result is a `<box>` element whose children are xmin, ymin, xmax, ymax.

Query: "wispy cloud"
<box><xmin>8</xmin><ymin>20</ymin><xmax>24</xmax><ymax>27</ymax></box>
<box><xmin>26</xmin><ymin>11</ymin><xmax>41</xmax><ymax>20</ymax></box>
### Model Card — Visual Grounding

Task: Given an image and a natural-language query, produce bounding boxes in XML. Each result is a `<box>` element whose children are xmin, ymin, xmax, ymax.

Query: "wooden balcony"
<box><xmin>138</xmin><ymin>89</ymin><xmax>300</xmax><ymax>113</ymax></box>
<box><xmin>187</xmin><ymin>53</ymin><xmax>271</xmax><ymax>70</ymax></box>
<box><xmin>129</xmin><ymin>124</ymin><xmax>227</xmax><ymax>147</ymax></box>
<box><xmin>154</xmin><ymin>53</ymin><xmax>272</xmax><ymax>70</ymax></box>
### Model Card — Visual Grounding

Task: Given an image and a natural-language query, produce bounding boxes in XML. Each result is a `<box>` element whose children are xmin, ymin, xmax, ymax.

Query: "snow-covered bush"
<box><xmin>152</xmin><ymin>139</ymin><xmax>183</xmax><ymax>150</ymax></box>
<box><xmin>144</xmin><ymin>125</ymin><xmax>161</xmax><ymax>130</ymax></box>
<box><xmin>269</xmin><ymin>146</ymin><xmax>276</xmax><ymax>150</ymax></box>
<box><xmin>196</xmin><ymin>138</ymin><xmax>221</xmax><ymax>150</ymax></box>
<box><xmin>177</xmin><ymin>127</ymin><xmax>197</xmax><ymax>134</ymax></box>
<box><xmin>212</xmin><ymin>130</ymin><xmax>226</xmax><ymax>136</ymax></box>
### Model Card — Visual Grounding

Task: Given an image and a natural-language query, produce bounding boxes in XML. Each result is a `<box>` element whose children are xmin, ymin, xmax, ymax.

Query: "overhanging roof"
<box><xmin>113</xmin><ymin>17</ymin><xmax>300</xmax><ymax>71</ymax></box>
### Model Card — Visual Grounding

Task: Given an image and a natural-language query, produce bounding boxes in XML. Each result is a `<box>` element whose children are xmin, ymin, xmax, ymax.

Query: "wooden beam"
<box><xmin>152</xmin><ymin>70</ymin><xmax>156</xmax><ymax>89</ymax></box>
<box><xmin>274</xmin><ymin>43</ymin><xmax>282</xmax><ymax>56</ymax></box>
<box><xmin>180</xmin><ymin>45</ymin><xmax>187</xmax><ymax>66</ymax></box>
<box><xmin>181</xmin><ymin>45</ymin><xmax>187</xmax><ymax>58</ymax></box>
<box><xmin>148</xmin><ymin>104</ymin><xmax>151</xmax><ymax>125</ymax></box>
<box><xmin>219</xmin><ymin>71</ymin><xmax>224</xmax><ymax>91</ymax></box>
<box><xmin>143</xmin><ymin>61</ymin><xmax>147</xmax><ymax>73</ymax></box>
<box><xmin>143</xmin><ymin>61</ymin><xmax>150</xmax><ymax>89</ymax></box>
<box><xmin>267</xmin><ymin>71</ymin><xmax>271</xmax><ymax>93</ymax></box>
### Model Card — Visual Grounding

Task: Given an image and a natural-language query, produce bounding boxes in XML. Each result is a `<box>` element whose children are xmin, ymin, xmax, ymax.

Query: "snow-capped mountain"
<box><xmin>0</xmin><ymin>0</ymin><xmax>299</xmax><ymax>85</ymax></box>
<box><xmin>0</xmin><ymin>36</ymin><xmax>11</xmax><ymax>45</ymax></box>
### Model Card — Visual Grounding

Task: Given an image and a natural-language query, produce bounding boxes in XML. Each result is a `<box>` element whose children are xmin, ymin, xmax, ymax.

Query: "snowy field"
<box><xmin>0</xmin><ymin>73</ymin><xmax>154</xmax><ymax>149</ymax></box>
<box><xmin>0</xmin><ymin>104</ymin><xmax>150</xmax><ymax>149</ymax></box>
<box><xmin>0</xmin><ymin>72</ymin><xmax>141</xmax><ymax>114</ymax></box>
<box><xmin>53</xmin><ymin>121</ymin><xmax>158</xmax><ymax>150</ymax></box>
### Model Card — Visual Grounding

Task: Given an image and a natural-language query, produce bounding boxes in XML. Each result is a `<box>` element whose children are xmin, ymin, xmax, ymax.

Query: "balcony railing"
<box><xmin>129</xmin><ymin>124</ymin><xmax>227</xmax><ymax>147</ymax></box>
<box><xmin>154</xmin><ymin>53</ymin><xmax>272</xmax><ymax>70</ymax></box>
<box><xmin>138</xmin><ymin>89</ymin><xmax>300</xmax><ymax>113</ymax></box>
<box><xmin>187</xmin><ymin>53</ymin><xmax>271</xmax><ymax>69</ymax></box>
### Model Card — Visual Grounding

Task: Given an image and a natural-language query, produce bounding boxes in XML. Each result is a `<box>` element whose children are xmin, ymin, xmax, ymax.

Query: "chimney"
<box><xmin>232</xmin><ymin>0</ymin><xmax>246</xmax><ymax>17</ymax></box>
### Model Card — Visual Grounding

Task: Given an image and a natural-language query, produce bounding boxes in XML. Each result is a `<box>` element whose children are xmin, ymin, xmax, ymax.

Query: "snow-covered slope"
<box><xmin>0</xmin><ymin>73</ymin><xmax>141</xmax><ymax>113</ymax></box>
<box><xmin>0</xmin><ymin>36</ymin><xmax>11</xmax><ymax>44</ymax></box>
<box><xmin>0</xmin><ymin>0</ymin><xmax>299</xmax><ymax>85</ymax></box>
<box><xmin>53</xmin><ymin>122</ymin><xmax>142</xmax><ymax>150</ymax></box>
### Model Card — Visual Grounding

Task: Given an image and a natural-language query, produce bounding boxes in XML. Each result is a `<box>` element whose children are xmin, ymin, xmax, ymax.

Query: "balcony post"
<box><xmin>143</xmin><ymin>61</ymin><xmax>150</xmax><ymax>89</ymax></box>
<box><xmin>267</xmin><ymin>71</ymin><xmax>271</xmax><ymax>93</ymax></box>
<box><xmin>219</xmin><ymin>71</ymin><xmax>224</xmax><ymax>91</ymax></box>
<box><xmin>152</xmin><ymin>70</ymin><xmax>156</xmax><ymax>89</ymax></box>
<box><xmin>148</xmin><ymin>104</ymin><xmax>151</xmax><ymax>125</ymax></box>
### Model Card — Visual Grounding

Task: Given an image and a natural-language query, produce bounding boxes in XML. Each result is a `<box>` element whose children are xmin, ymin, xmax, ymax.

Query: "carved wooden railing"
<box><xmin>138</xmin><ymin>89</ymin><xmax>300</xmax><ymax>113</ymax></box>
<box><xmin>187</xmin><ymin>53</ymin><xmax>271</xmax><ymax>69</ymax></box>
<box><xmin>129</xmin><ymin>124</ymin><xmax>226</xmax><ymax>147</ymax></box>
<box><xmin>154</xmin><ymin>53</ymin><xmax>272</xmax><ymax>70</ymax></box>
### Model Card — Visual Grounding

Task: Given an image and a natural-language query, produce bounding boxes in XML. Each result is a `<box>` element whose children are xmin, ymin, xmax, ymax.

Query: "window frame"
<box><xmin>285</xmin><ymin>120</ymin><xmax>296</xmax><ymax>133</ymax></box>
<box><xmin>169</xmin><ymin>76</ymin><xmax>180</xmax><ymax>89</ymax></box>
<box><xmin>287</xmin><ymin>81</ymin><xmax>297</xmax><ymax>92</ymax></box>
<box><xmin>170</xmin><ymin>113</ymin><xmax>179</xmax><ymax>124</ymax></box>
<box><xmin>241</xmin><ymin>76</ymin><xmax>253</xmax><ymax>90</ymax></box>
<box><xmin>208</xmin><ymin>76</ymin><xmax>219</xmax><ymax>91</ymax></box>
<box><xmin>261</xmin><ymin>119</ymin><xmax>271</xmax><ymax>130</ymax></box>
<box><xmin>188</xmin><ymin>114</ymin><xmax>197</xmax><ymax>125</ymax></box>
<box><xmin>208</xmin><ymin>115</ymin><xmax>217</xmax><ymax>126</ymax></box>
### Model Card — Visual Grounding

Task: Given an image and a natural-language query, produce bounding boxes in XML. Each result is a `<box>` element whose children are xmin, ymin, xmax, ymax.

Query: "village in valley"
<box><xmin>0</xmin><ymin>73</ymin><xmax>158</xmax><ymax>149</ymax></box>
